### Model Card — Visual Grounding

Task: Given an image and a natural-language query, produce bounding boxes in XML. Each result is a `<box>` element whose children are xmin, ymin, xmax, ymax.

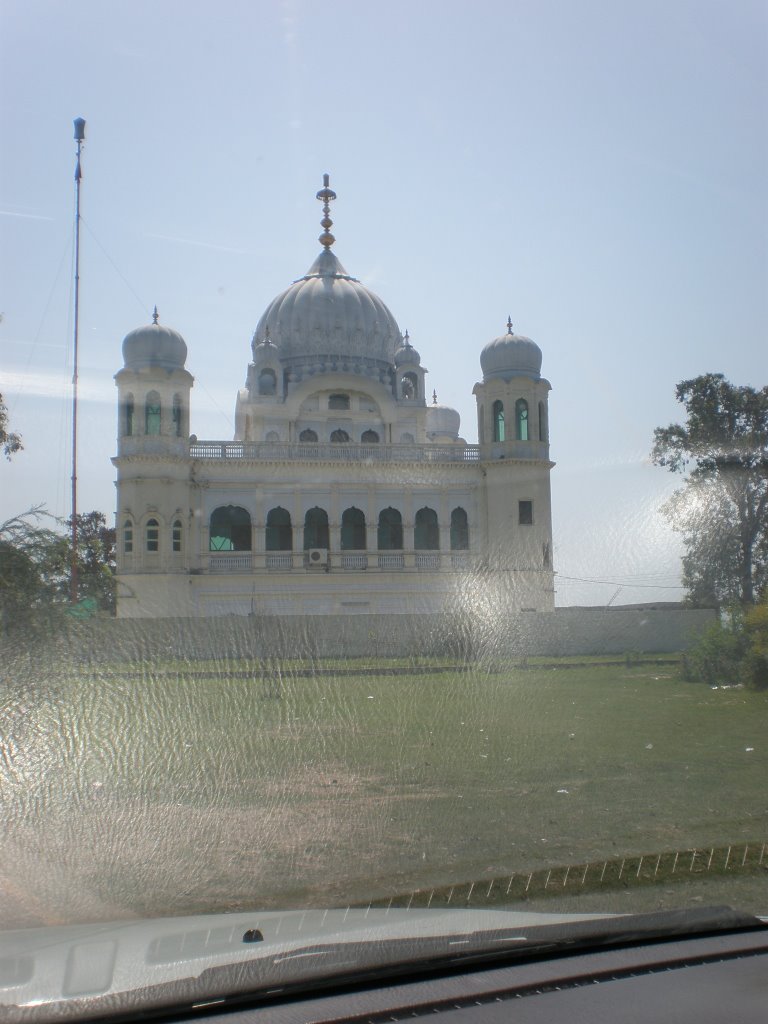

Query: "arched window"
<box><xmin>299</xmin><ymin>428</ymin><xmax>318</xmax><ymax>442</ymax></box>
<box><xmin>265</xmin><ymin>507</ymin><xmax>292</xmax><ymax>551</ymax></box>
<box><xmin>303</xmin><ymin>507</ymin><xmax>329</xmax><ymax>550</ymax></box>
<box><xmin>330</xmin><ymin>429</ymin><xmax>350</xmax><ymax>443</ymax></box>
<box><xmin>172</xmin><ymin>519</ymin><xmax>182</xmax><ymax>552</ymax></box>
<box><xmin>341</xmin><ymin>507</ymin><xmax>366</xmax><ymax>550</ymax></box>
<box><xmin>492</xmin><ymin>400</ymin><xmax>505</xmax><ymax>442</ymax></box>
<box><xmin>377</xmin><ymin>507</ymin><xmax>403</xmax><ymax>550</ymax></box>
<box><xmin>123</xmin><ymin>520</ymin><xmax>133</xmax><ymax>554</ymax></box>
<box><xmin>414</xmin><ymin>507</ymin><xmax>439</xmax><ymax>550</ymax></box>
<box><xmin>400</xmin><ymin>432</ymin><xmax>415</xmax><ymax>443</ymax></box>
<box><xmin>209</xmin><ymin>506</ymin><xmax>252</xmax><ymax>551</ymax></box>
<box><xmin>124</xmin><ymin>395</ymin><xmax>135</xmax><ymax>437</ymax></box>
<box><xmin>172</xmin><ymin>394</ymin><xmax>183</xmax><ymax>437</ymax></box>
<box><xmin>361</xmin><ymin>429</ymin><xmax>379</xmax><ymax>443</ymax></box>
<box><xmin>538</xmin><ymin>401</ymin><xmax>547</xmax><ymax>442</ymax></box>
<box><xmin>145</xmin><ymin>392</ymin><xmax>161</xmax><ymax>435</ymax></box>
<box><xmin>265</xmin><ymin>431</ymin><xmax>280</xmax><ymax>443</ymax></box>
<box><xmin>450</xmin><ymin>507</ymin><xmax>469</xmax><ymax>550</ymax></box>
<box><xmin>258</xmin><ymin>368</ymin><xmax>277</xmax><ymax>395</ymax></box>
<box><xmin>516</xmin><ymin>398</ymin><xmax>529</xmax><ymax>441</ymax></box>
<box><xmin>146</xmin><ymin>518</ymin><xmax>159</xmax><ymax>552</ymax></box>
<box><xmin>401</xmin><ymin>372</ymin><xmax>418</xmax><ymax>400</ymax></box>
<box><xmin>329</xmin><ymin>393</ymin><xmax>350</xmax><ymax>410</ymax></box>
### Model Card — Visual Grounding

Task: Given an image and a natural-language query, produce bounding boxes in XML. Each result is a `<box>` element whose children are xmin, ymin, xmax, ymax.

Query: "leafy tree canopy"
<box><xmin>0</xmin><ymin>508</ymin><xmax>116</xmax><ymax>634</ymax></box>
<box><xmin>0</xmin><ymin>392</ymin><xmax>23</xmax><ymax>460</ymax></box>
<box><xmin>652</xmin><ymin>374</ymin><xmax>768</xmax><ymax>607</ymax></box>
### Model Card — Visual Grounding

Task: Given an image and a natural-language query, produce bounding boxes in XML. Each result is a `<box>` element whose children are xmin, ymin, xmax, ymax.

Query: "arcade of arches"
<box><xmin>205</xmin><ymin>504</ymin><xmax>470</xmax><ymax>553</ymax></box>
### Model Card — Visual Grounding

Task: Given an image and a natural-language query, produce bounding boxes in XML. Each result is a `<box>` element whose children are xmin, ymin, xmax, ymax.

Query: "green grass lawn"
<box><xmin>2</xmin><ymin>660</ymin><xmax>766</xmax><ymax>924</ymax></box>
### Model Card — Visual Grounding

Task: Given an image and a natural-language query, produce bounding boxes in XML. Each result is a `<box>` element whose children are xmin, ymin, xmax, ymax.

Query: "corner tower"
<box><xmin>473</xmin><ymin>318</ymin><xmax>554</xmax><ymax>609</ymax></box>
<box><xmin>113</xmin><ymin>309</ymin><xmax>195</xmax><ymax>611</ymax></box>
<box><xmin>115</xmin><ymin>308</ymin><xmax>193</xmax><ymax>452</ymax></box>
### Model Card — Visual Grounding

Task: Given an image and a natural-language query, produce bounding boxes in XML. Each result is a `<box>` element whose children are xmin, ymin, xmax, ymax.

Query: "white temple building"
<box><xmin>113</xmin><ymin>177</ymin><xmax>555</xmax><ymax>618</ymax></box>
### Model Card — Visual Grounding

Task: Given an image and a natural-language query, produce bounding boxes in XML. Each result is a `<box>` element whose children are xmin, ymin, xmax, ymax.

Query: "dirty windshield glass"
<box><xmin>1</xmin><ymin>0</ymin><xmax>766</xmax><ymax>989</ymax></box>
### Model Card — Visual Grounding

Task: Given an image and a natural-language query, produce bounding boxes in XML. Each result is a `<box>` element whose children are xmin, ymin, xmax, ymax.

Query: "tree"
<box><xmin>0</xmin><ymin>508</ymin><xmax>116</xmax><ymax>634</ymax></box>
<box><xmin>0</xmin><ymin>507</ymin><xmax>62</xmax><ymax>632</ymax></box>
<box><xmin>651</xmin><ymin>374</ymin><xmax>768</xmax><ymax>607</ymax></box>
<box><xmin>62</xmin><ymin>511</ymin><xmax>117</xmax><ymax>614</ymax></box>
<box><xmin>28</xmin><ymin>511</ymin><xmax>117</xmax><ymax>614</ymax></box>
<box><xmin>0</xmin><ymin>392</ymin><xmax>23</xmax><ymax>459</ymax></box>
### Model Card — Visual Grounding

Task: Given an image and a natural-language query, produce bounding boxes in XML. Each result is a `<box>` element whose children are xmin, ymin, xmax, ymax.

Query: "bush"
<box><xmin>681</xmin><ymin>597</ymin><xmax>768</xmax><ymax>689</ymax></box>
<box><xmin>681</xmin><ymin>617</ymin><xmax>746</xmax><ymax>686</ymax></box>
<box><xmin>742</xmin><ymin>601</ymin><xmax>768</xmax><ymax>690</ymax></box>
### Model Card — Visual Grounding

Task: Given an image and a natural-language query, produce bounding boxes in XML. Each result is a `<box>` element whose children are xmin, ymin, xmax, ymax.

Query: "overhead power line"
<box><xmin>557</xmin><ymin>574</ymin><xmax>685</xmax><ymax>590</ymax></box>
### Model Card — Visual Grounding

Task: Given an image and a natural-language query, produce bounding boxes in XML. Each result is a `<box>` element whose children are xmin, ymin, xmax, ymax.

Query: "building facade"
<box><xmin>113</xmin><ymin>179</ymin><xmax>555</xmax><ymax>618</ymax></box>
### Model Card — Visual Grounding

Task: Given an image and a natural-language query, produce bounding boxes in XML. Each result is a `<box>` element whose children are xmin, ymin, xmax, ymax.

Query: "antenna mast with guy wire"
<box><xmin>70</xmin><ymin>117</ymin><xmax>85</xmax><ymax>604</ymax></box>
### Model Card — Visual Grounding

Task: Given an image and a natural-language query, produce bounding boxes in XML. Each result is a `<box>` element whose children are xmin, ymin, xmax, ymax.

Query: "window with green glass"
<box><xmin>415</xmin><ymin>507</ymin><xmax>439</xmax><ymax>550</ymax></box>
<box><xmin>145</xmin><ymin>392</ymin><xmax>161</xmax><ymax>435</ymax></box>
<box><xmin>341</xmin><ymin>507</ymin><xmax>366</xmax><ymax>550</ymax></box>
<box><xmin>146</xmin><ymin>518</ymin><xmax>159</xmax><ymax>552</ymax></box>
<box><xmin>493</xmin><ymin>400</ymin><xmax>505</xmax><ymax>442</ymax></box>
<box><xmin>516</xmin><ymin>398</ymin><xmax>529</xmax><ymax>441</ymax></box>
<box><xmin>209</xmin><ymin>506</ymin><xmax>252</xmax><ymax>551</ymax></box>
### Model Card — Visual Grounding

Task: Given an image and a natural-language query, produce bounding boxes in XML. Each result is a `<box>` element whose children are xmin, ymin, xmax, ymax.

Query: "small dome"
<box><xmin>480</xmin><ymin>319</ymin><xmax>542</xmax><ymax>381</ymax></box>
<box><xmin>122</xmin><ymin>311</ymin><xmax>187</xmax><ymax>372</ymax></box>
<box><xmin>252</xmin><ymin>249</ymin><xmax>402</xmax><ymax>367</ymax></box>
<box><xmin>426</xmin><ymin>403</ymin><xmax>461</xmax><ymax>439</ymax></box>
<box><xmin>394</xmin><ymin>331</ymin><xmax>421</xmax><ymax>366</ymax></box>
<box><xmin>252</xmin><ymin>327</ymin><xmax>278</xmax><ymax>365</ymax></box>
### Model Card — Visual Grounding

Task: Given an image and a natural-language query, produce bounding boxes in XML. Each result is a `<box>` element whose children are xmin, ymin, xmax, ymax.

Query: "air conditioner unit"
<box><xmin>307</xmin><ymin>548</ymin><xmax>329</xmax><ymax>566</ymax></box>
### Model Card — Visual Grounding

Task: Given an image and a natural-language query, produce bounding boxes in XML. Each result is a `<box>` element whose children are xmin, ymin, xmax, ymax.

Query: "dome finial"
<box><xmin>152</xmin><ymin>305</ymin><xmax>159</xmax><ymax>325</ymax></box>
<box><xmin>507</xmin><ymin>315</ymin><xmax>513</xmax><ymax>335</ymax></box>
<box><xmin>316</xmin><ymin>172</ymin><xmax>337</xmax><ymax>249</ymax></box>
<box><xmin>432</xmin><ymin>389</ymin><xmax>438</xmax><ymax>405</ymax></box>
<box><xmin>404</xmin><ymin>329</ymin><xmax>411</xmax><ymax>347</ymax></box>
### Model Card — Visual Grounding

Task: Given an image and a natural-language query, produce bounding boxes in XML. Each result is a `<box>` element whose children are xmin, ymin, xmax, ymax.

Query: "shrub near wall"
<box><xmin>681</xmin><ymin>600</ymin><xmax>768</xmax><ymax>690</ymax></box>
<box><xmin>743</xmin><ymin>601</ymin><xmax>768</xmax><ymax>689</ymax></box>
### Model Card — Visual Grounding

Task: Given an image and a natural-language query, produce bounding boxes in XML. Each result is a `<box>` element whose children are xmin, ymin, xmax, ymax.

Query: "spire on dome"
<box><xmin>432</xmin><ymin>390</ymin><xmax>438</xmax><ymax>405</ymax></box>
<box><xmin>316</xmin><ymin>173</ymin><xmax>337</xmax><ymax>250</ymax></box>
<box><xmin>253</xmin><ymin>324</ymin><xmax>273</xmax><ymax>348</ymax></box>
<box><xmin>152</xmin><ymin>305</ymin><xmax>159</xmax><ymax>325</ymax></box>
<box><xmin>507</xmin><ymin>316</ymin><xmax>513</xmax><ymax>335</ymax></box>
<box><xmin>394</xmin><ymin>329</ymin><xmax>421</xmax><ymax>367</ymax></box>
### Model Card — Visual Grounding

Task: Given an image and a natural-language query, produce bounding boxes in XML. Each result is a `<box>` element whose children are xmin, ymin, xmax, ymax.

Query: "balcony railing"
<box><xmin>210</xmin><ymin>553</ymin><xmax>253</xmax><ymax>572</ymax></box>
<box><xmin>415</xmin><ymin>553</ymin><xmax>440</xmax><ymax>570</ymax></box>
<box><xmin>190</xmin><ymin>441</ymin><xmax>480</xmax><ymax>463</ymax></box>
<box><xmin>341</xmin><ymin>553</ymin><xmax>369</xmax><ymax>570</ymax></box>
<box><xmin>204</xmin><ymin>551</ymin><xmax>476</xmax><ymax>573</ymax></box>
<box><xmin>121</xmin><ymin>439</ymin><xmax>549</xmax><ymax>463</ymax></box>
<box><xmin>377</xmin><ymin>553</ymin><xmax>405</xmax><ymax>570</ymax></box>
<box><xmin>265</xmin><ymin>553</ymin><xmax>294</xmax><ymax>570</ymax></box>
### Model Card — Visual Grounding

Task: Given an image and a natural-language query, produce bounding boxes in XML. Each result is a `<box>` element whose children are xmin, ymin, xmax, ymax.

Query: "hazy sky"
<box><xmin>1</xmin><ymin>0</ymin><xmax>766</xmax><ymax>605</ymax></box>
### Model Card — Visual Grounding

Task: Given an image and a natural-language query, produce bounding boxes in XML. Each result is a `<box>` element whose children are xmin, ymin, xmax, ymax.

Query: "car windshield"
<box><xmin>1</xmin><ymin>0</ymin><xmax>766</xmax><ymax>1016</ymax></box>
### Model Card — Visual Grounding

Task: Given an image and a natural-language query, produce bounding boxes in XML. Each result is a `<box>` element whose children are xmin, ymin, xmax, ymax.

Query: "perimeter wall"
<box><xmin>20</xmin><ymin>607</ymin><xmax>718</xmax><ymax>665</ymax></box>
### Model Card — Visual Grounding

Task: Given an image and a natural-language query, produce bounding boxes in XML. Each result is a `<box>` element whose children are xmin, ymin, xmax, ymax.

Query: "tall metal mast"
<box><xmin>71</xmin><ymin>117</ymin><xmax>85</xmax><ymax>604</ymax></box>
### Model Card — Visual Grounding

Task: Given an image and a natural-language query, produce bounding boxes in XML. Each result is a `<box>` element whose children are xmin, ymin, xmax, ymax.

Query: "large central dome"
<box><xmin>251</xmin><ymin>175</ymin><xmax>402</xmax><ymax>369</ymax></box>
<box><xmin>252</xmin><ymin>248</ymin><xmax>402</xmax><ymax>365</ymax></box>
